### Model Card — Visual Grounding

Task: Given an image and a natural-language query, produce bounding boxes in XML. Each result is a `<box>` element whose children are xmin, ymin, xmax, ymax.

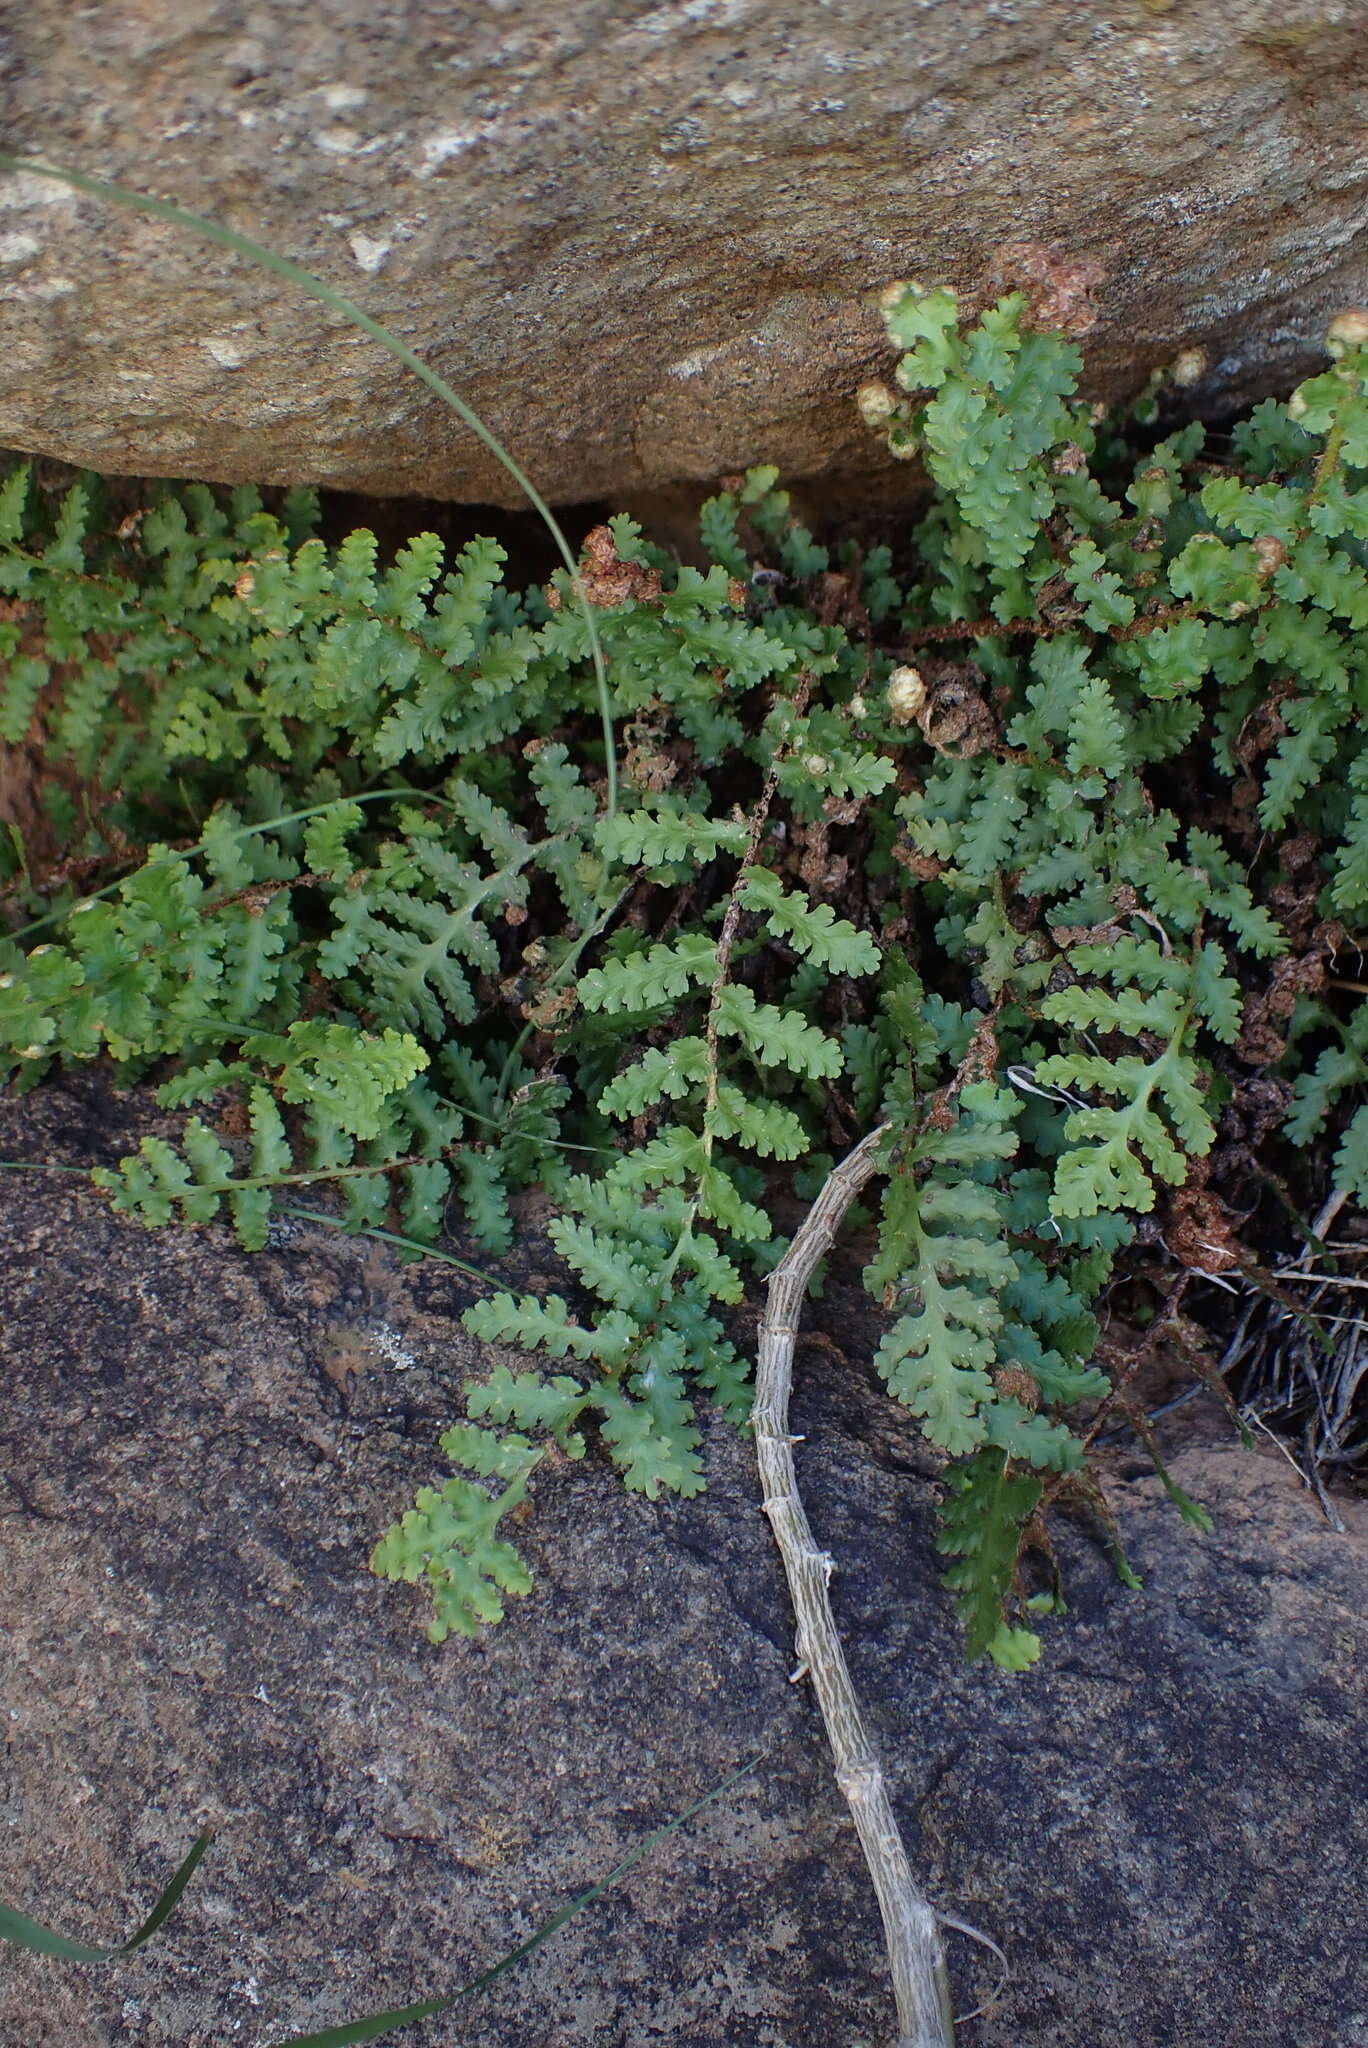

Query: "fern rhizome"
<box><xmin>4</xmin><ymin>288</ymin><xmax>1367</xmax><ymax>1669</ymax></box>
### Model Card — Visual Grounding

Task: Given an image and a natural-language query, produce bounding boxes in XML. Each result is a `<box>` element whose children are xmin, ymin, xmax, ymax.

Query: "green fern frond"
<box><xmin>369</xmin><ymin>1453</ymin><xmax>538</xmax><ymax>1643</ymax></box>
<box><xmin>936</xmin><ymin>1449</ymin><xmax>1044</xmax><ymax>1666</ymax></box>
<box><xmin>577</xmin><ymin>934</ymin><xmax>719</xmax><ymax>1015</ymax></box>
<box><xmin>7</xmin><ymin>285</ymin><xmax>1366</xmax><ymax>1675</ymax></box>
<box><xmin>91</xmin><ymin>1086</ymin><xmax>291</xmax><ymax>1250</ymax></box>
<box><xmin>738</xmin><ymin>867</ymin><xmax>880</xmax><ymax>975</ymax></box>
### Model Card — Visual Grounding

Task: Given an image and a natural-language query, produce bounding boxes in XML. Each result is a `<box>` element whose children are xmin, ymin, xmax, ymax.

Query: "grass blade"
<box><xmin>0</xmin><ymin>1764</ymin><xmax>757</xmax><ymax>2041</ymax></box>
<box><xmin>268</xmin><ymin>1756</ymin><xmax>762</xmax><ymax>2048</ymax></box>
<box><xmin>0</xmin><ymin>1834</ymin><xmax>212</xmax><ymax>1962</ymax></box>
<box><xmin>275</xmin><ymin>1203</ymin><xmax>495</xmax><ymax>1283</ymax></box>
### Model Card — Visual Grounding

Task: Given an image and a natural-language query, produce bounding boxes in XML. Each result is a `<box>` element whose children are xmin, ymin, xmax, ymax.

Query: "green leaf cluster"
<box><xmin>7</xmin><ymin>292</ymin><xmax>1368</xmax><ymax>1668</ymax></box>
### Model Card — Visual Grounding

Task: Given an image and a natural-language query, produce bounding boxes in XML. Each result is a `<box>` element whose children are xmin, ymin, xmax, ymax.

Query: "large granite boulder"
<box><xmin>1</xmin><ymin>1074</ymin><xmax>1365</xmax><ymax>2046</ymax></box>
<box><xmin>0</xmin><ymin>3</ymin><xmax>1366</xmax><ymax>506</ymax></box>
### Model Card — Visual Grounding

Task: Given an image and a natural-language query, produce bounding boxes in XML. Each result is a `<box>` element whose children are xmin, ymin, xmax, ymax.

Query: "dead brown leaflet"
<box><xmin>896</xmin><ymin>660</ymin><xmax>1001</xmax><ymax>759</ymax></box>
<box><xmin>1165</xmin><ymin>1185</ymin><xmax>1244</xmax><ymax>1276</ymax></box>
<box><xmin>1235</xmin><ymin>919</ymin><xmax>1342</xmax><ymax>1067</ymax></box>
<box><xmin>543</xmin><ymin>524</ymin><xmax>662</xmax><ymax>611</ymax></box>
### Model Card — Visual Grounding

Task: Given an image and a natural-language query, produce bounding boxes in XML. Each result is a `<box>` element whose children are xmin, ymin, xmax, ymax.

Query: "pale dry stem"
<box><xmin>752</xmin><ymin>1124</ymin><xmax>956</xmax><ymax>2048</ymax></box>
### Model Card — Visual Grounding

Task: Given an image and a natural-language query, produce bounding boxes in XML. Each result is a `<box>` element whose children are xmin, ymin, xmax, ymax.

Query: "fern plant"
<box><xmin>4</xmin><ymin>288</ymin><xmax>1367</xmax><ymax>1671</ymax></box>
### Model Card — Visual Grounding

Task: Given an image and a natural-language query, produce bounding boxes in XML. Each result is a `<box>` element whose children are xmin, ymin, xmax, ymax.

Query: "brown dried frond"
<box><xmin>1166</xmin><ymin>1187</ymin><xmax>1244</xmax><ymax>1275</ymax></box>
<box><xmin>560</xmin><ymin>524</ymin><xmax>664</xmax><ymax>610</ymax></box>
<box><xmin>907</xmin><ymin>661</ymin><xmax>999</xmax><ymax>758</ymax></box>
<box><xmin>1236</xmin><ymin>921</ymin><xmax>1341</xmax><ymax>1065</ymax></box>
<box><xmin>892</xmin><ymin>842</ymin><xmax>944</xmax><ymax>882</ymax></box>
<box><xmin>993</xmin><ymin>1365</ymin><xmax>1041</xmax><ymax>1411</ymax></box>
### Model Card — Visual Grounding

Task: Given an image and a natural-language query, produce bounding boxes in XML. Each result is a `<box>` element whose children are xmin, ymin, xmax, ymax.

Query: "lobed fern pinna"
<box><xmin>4</xmin><ymin>288</ymin><xmax>1368</xmax><ymax>1684</ymax></box>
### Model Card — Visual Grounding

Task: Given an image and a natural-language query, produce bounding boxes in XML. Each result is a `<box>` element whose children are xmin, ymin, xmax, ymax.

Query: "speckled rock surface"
<box><xmin>0</xmin><ymin>2</ymin><xmax>1366</xmax><ymax>506</ymax></box>
<box><xmin>1</xmin><ymin>1074</ymin><xmax>1366</xmax><ymax>2048</ymax></box>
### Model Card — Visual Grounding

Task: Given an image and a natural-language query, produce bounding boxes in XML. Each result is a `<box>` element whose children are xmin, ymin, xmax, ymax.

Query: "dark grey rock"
<box><xmin>0</xmin><ymin>4</ymin><xmax>1366</xmax><ymax>506</ymax></box>
<box><xmin>0</xmin><ymin>1075</ymin><xmax>1365</xmax><ymax>2047</ymax></box>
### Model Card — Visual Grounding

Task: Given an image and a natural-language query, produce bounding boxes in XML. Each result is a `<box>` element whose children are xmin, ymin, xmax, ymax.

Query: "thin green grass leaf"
<box><xmin>0</xmin><ymin>1834</ymin><xmax>211</xmax><ymax>1962</ymax></box>
<box><xmin>275</xmin><ymin>1204</ymin><xmax>496</xmax><ymax>1284</ymax></box>
<box><xmin>267</xmin><ymin>1757</ymin><xmax>761</xmax><ymax>2048</ymax></box>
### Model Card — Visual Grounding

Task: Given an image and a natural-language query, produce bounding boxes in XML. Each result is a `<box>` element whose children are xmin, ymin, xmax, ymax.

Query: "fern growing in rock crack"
<box><xmin>5</xmin><ymin>289</ymin><xmax>1368</xmax><ymax>1662</ymax></box>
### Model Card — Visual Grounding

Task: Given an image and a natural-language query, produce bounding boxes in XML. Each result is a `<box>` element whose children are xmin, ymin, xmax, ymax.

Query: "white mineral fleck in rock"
<box><xmin>201</xmin><ymin>336</ymin><xmax>247</xmax><ymax>369</ymax></box>
<box><xmin>419</xmin><ymin>129</ymin><xmax>481</xmax><ymax>175</ymax></box>
<box><xmin>348</xmin><ymin>232</ymin><xmax>392</xmax><ymax>273</ymax></box>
